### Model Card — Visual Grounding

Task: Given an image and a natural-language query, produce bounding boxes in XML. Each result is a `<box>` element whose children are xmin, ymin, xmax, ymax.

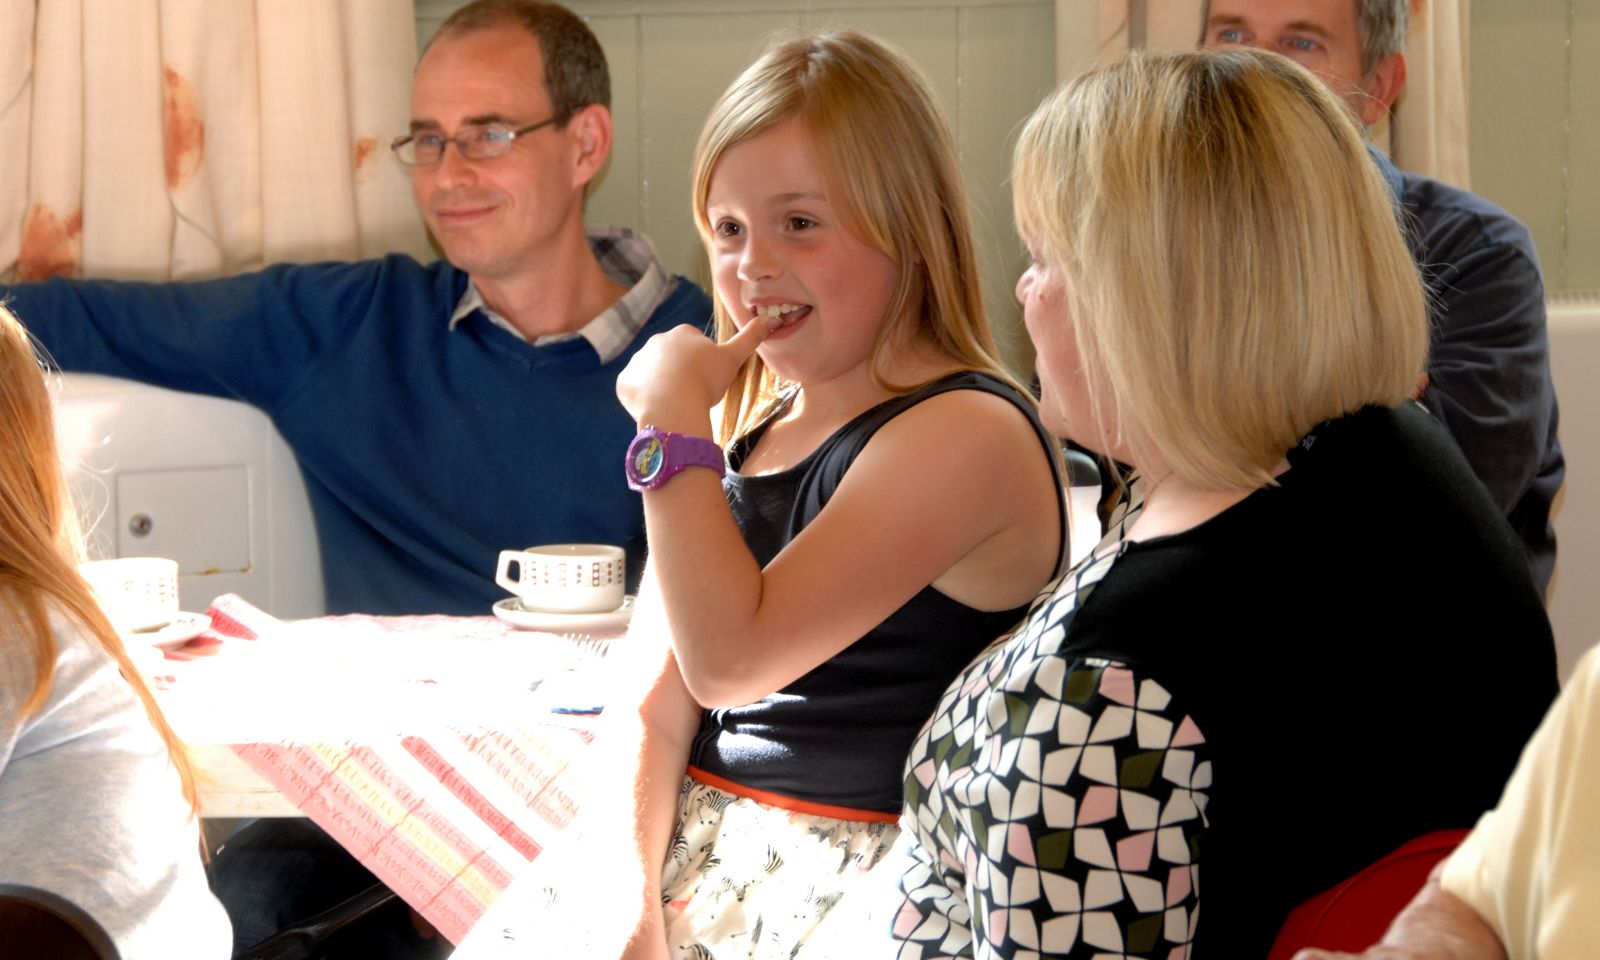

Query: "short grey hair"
<box><xmin>427</xmin><ymin>0</ymin><xmax>611</xmax><ymax>116</ymax></box>
<box><xmin>1355</xmin><ymin>0</ymin><xmax>1409</xmax><ymax>75</ymax></box>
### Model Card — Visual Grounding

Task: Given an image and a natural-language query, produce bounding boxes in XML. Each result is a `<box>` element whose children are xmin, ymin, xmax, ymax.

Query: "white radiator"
<box><xmin>1547</xmin><ymin>291</ymin><xmax>1600</xmax><ymax>681</ymax></box>
<box><xmin>54</xmin><ymin>375</ymin><xmax>326</xmax><ymax>619</ymax></box>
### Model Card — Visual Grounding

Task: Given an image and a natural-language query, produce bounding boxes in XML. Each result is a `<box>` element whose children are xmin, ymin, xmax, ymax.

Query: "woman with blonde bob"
<box><xmin>0</xmin><ymin>304</ymin><xmax>230</xmax><ymax>956</ymax></box>
<box><xmin>557</xmin><ymin>28</ymin><xmax>1063</xmax><ymax>960</ymax></box>
<box><xmin>855</xmin><ymin>48</ymin><xmax>1559</xmax><ymax>958</ymax></box>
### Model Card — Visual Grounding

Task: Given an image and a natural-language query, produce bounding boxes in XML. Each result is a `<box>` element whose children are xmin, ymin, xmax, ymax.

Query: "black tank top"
<box><xmin>686</xmin><ymin>371</ymin><xmax>1066</xmax><ymax>814</ymax></box>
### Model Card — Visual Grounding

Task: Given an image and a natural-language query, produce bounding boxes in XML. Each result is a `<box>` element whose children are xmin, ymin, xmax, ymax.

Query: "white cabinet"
<box><xmin>56</xmin><ymin>375</ymin><xmax>326</xmax><ymax>619</ymax></box>
<box><xmin>115</xmin><ymin>466</ymin><xmax>252</xmax><ymax>574</ymax></box>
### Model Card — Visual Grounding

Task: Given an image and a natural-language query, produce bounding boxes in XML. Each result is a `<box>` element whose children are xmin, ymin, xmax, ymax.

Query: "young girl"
<box><xmin>0</xmin><ymin>304</ymin><xmax>231</xmax><ymax>958</ymax></box>
<box><xmin>605</xmin><ymin>28</ymin><xmax>1067</xmax><ymax>960</ymax></box>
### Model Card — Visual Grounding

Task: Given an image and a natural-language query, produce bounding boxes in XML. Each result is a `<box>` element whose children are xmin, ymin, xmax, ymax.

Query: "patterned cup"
<box><xmin>80</xmin><ymin>556</ymin><xmax>180</xmax><ymax>632</ymax></box>
<box><xmin>495</xmin><ymin>544</ymin><xmax>625</xmax><ymax>614</ymax></box>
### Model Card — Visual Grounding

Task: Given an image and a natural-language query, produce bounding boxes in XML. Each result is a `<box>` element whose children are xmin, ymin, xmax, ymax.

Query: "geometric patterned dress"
<box><xmin>889</xmin><ymin>479</ymin><xmax>1210</xmax><ymax>958</ymax></box>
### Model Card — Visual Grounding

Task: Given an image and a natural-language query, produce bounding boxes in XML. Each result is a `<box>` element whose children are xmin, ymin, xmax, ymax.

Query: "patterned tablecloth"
<box><xmin>149</xmin><ymin>593</ymin><xmax>619</xmax><ymax>944</ymax></box>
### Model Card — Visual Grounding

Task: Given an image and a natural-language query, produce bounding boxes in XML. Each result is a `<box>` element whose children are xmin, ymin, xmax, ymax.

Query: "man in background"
<box><xmin>1202</xmin><ymin>0</ymin><xmax>1564</xmax><ymax>597</ymax></box>
<box><xmin>4</xmin><ymin>0</ymin><xmax>710</xmax><ymax>617</ymax></box>
<box><xmin>3</xmin><ymin>3</ymin><xmax>710</xmax><ymax>955</ymax></box>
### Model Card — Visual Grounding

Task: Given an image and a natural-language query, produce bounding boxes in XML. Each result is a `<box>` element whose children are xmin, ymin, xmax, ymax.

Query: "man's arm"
<box><xmin>4</xmin><ymin>259</ymin><xmax>388</xmax><ymax>409</ymax></box>
<box><xmin>1407</xmin><ymin>178</ymin><xmax>1559</xmax><ymax>520</ymax></box>
<box><xmin>1290</xmin><ymin>865</ymin><xmax>1508</xmax><ymax>960</ymax></box>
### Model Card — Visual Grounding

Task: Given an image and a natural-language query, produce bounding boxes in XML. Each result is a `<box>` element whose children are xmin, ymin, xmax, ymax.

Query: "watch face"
<box><xmin>630</xmin><ymin>435</ymin><xmax>665</xmax><ymax>483</ymax></box>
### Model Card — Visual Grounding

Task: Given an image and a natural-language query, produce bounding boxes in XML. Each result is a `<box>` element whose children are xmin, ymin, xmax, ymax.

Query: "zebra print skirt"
<box><xmin>660</xmin><ymin>775</ymin><xmax>899</xmax><ymax>959</ymax></box>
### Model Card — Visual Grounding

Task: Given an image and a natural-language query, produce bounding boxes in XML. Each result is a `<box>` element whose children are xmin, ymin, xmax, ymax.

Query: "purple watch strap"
<box><xmin>626</xmin><ymin>427</ymin><xmax>724</xmax><ymax>491</ymax></box>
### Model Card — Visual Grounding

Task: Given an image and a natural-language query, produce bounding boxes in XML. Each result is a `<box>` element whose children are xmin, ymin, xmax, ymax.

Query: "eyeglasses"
<box><xmin>390</xmin><ymin>114</ymin><xmax>570</xmax><ymax>166</ymax></box>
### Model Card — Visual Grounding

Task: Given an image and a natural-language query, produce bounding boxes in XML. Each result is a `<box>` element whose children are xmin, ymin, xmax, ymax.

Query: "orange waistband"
<box><xmin>685</xmin><ymin>766</ymin><xmax>901</xmax><ymax>825</ymax></box>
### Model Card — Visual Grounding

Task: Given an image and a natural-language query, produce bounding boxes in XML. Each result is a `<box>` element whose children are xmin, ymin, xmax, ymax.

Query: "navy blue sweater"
<box><xmin>6</xmin><ymin>255</ymin><xmax>711</xmax><ymax>614</ymax></box>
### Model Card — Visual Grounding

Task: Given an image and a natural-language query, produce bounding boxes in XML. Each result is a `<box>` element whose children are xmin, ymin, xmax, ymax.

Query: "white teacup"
<box><xmin>80</xmin><ymin>556</ymin><xmax>180</xmax><ymax>632</ymax></box>
<box><xmin>495</xmin><ymin>543</ymin><xmax>626</xmax><ymax>614</ymax></box>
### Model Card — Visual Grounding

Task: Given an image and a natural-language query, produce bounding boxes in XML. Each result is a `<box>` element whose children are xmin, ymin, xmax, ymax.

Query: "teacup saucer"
<box><xmin>123</xmin><ymin>611</ymin><xmax>212</xmax><ymax>651</ymax></box>
<box><xmin>493</xmin><ymin>595</ymin><xmax>635</xmax><ymax>633</ymax></box>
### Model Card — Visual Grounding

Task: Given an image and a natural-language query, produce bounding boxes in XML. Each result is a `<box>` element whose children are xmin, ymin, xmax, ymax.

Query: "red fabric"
<box><xmin>1266</xmin><ymin>828</ymin><xmax>1471</xmax><ymax>959</ymax></box>
<box><xmin>685</xmin><ymin>766</ymin><xmax>901</xmax><ymax>824</ymax></box>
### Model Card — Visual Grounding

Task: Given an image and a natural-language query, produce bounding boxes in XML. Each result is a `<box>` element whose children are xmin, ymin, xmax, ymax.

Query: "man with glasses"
<box><xmin>1201</xmin><ymin>0</ymin><xmax>1564</xmax><ymax>599</ymax></box>
<box><xmin>12</xmin><ymin>5</ymin><xmax>707</xmax><ymax>953</ymax></box>
<box><xmin>3</xmin><ymin>0</ymin><xmax>711</xmax><ymax>618</ymax></box>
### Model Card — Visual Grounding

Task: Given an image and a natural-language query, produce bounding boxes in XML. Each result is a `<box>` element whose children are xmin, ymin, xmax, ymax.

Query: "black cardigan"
<box><xmin>1065</xmin><ymin>402</ymin><xmax>1558</xmax><ymax>954</ymax></box>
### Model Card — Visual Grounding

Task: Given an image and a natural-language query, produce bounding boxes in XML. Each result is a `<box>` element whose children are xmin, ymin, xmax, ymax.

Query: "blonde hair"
<box><xmin>0</xmin><ymin>304</ymin><xmax>201</xmax><ymax>815</ymax></box>
<box><xmin>1013</xmin><ymin>48</ymin><xmax>1427</xmax><ymax>490</ymax></box>
<box><xmin>692</xmin><ymin>29</ymin><xmax>1021</xmax><ymax>443</ymax></box>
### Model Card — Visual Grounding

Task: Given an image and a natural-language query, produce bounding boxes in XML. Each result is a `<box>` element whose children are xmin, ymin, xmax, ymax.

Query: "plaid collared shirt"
<box><xmin>447</xmin><ymin>226</ymin><xmax>675</xmax><ymax>363</ymax></box>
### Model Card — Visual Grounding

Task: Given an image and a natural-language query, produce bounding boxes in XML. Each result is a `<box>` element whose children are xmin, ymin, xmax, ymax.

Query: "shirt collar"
<box><xmin>1366</xmin><ymin>143</ymin><xmax>1404</xmax><ymax>204</ymax></box>
<box><xmin>448</xmin><ymin>226</ymin><xmax>674</xmax><ymax>363</ymax></box>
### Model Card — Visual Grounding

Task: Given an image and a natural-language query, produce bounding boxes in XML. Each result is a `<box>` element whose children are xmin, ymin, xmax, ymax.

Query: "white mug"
<box><xmin>495</xmin><ymin>543</ymin><xmax>625</xmax><ymax>614</ymax></box>
<box><xmin>80</xmin><ymin>556</ymin><xmax>180</xmax><ymax>632</ymax></box>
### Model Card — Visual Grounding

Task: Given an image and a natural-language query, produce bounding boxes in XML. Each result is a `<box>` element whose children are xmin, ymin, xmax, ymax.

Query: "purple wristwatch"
<box><xmin>625</xmin><ymin>426</ymin><xmax>725</xmax><ymax>491</ymax></box>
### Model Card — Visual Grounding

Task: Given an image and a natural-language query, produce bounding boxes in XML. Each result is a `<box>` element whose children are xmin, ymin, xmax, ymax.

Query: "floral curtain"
<box><xmin>1054</xmin><ymin>0</ymin><xmax>1473</xmax><ymax>188</ymax></box>
<box><xmin>0</xmin><ymin>0</ymin><xmax>429</xmax><ymax>284</ymax></box>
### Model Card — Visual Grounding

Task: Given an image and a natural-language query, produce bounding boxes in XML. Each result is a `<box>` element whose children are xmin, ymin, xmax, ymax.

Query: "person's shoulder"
<box><xmin>242</xmin><ymin>253</ymin><xmax>446</xmax><ymax>289</ymax></box>
<box><xmin>1026</xmin><ymin>573</ymin><xmax>1214</xmax><ymax>731</ymax></box>
<box><xmin>375</xmin><ymin>251</ymin><xmax>451</xmax><ymax>274</ymax></box>
<box><xmin>1401</xmin><ymin>172</ymin><xmax>1537</xmax><ymax>255</ymax></box>
<box><xmin>41</xmin><ymin>604</ymin><xmax>114</xmax><ymax>683</ymax></box>
<box><xmin>620</xmin><ymin>279</ymin><xmax>711</xmax><ymax>349</ymax></box>
<box><xmin>1570</xmin><ymin>643</ymin><xmax>1600</xmax><ymax>698</ymax></box>
<box><xmin>260</xmin><ymin>254</ymin><xmax>467</xmax><ymax>308</ymax></box>
<box><xmin>1311</xmin><ymin>404</ymin><xmax>1542</xmax><ymax>579</ymax></box>
<box><xmin>0</xmin><ymin>601</ymin><xmax>117</xmax><ymax>723</ymax></box>
<box><xmin>961</xmin><ymin>561</ymin><xmax>1206</xmax><ymax>731</ymax></box>
<box><xmin>375</xmin><ymin>253</ymin><xmax>467</xmax><ymax>292</ymax></box>
<box><xmin>875</xmin><ymin>370</ymin><xmax>1036</xmax><ymax>417</ymax></box>
<box><xmin>871</xmin><ymin>372</ymin><xmax>1044</xmax><ymax>453</ymax></box>
<box><xmin>891</xmin><ymin>382</ymin><xmax>1027</xmax><ymax>431</ymax></box>
<box><xmin>1315</xmin><ymin>402</ymin><xmax>1452</xmax><ymax>456</ymax></box>
<box><xmin>920</xmin><ymin>369</ymin><xmax>1030</xmax><ymax>401</ymax></box>
<box><xmin>1299</xmin><ymin>404</ymin><xmax>1478</xmax><ymax>500</ymax></box>
<box><xmin>652</xmin><ymin>275</ymin><xmax>714</xmax><ymax>326</ymax></box>
<box><xmin>823</xmin><ymin>372</ymin><xmax>1058</xmax><ymax>542</ymax></box>
<box><xmin>283</xmin><ymin>252</ymin><xmax>453</xmax><ymax>282</ymax></box>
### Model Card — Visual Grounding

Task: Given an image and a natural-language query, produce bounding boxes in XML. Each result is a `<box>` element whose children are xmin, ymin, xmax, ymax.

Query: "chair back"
<box><xmin>0</xmin><ymin>883</ymin><xmax>121</xmax><ymax>960</ymax></box>
<box><xmin>232</xmin><ymin>882</ymin><xmax>397</xmax><ymax>960</ymax></box>
<box><xmin>1266</xmin><ymin>828</ymin><xmax>1470</xmax><ymax>959</ymax></box>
